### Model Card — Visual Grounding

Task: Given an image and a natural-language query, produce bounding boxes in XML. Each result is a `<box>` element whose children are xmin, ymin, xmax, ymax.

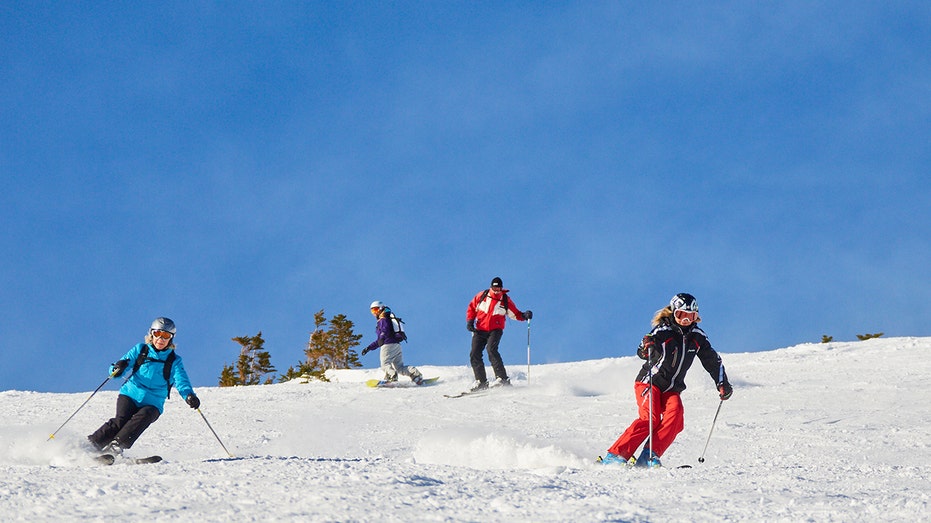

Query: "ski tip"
<box><xmin>95</xmin><ymin>454</ymin><xmax>116</xmax><ymax>465</ymax></box>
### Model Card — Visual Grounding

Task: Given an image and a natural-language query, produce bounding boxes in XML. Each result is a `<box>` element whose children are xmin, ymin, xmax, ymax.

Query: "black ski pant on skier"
<box><xmin>470</xmin><ymin>329</ymin><xmax>507</xmax><ymax>382</ymax></box>
<box><xmin>88</xmin><ymin>394</ymin><xmax>160</xmax><ymax>450</ymax></box>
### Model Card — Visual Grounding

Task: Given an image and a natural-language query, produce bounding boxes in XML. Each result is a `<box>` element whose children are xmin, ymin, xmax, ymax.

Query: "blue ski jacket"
<box><xmin>111</xmin><ymin>343</ymin><xmax>195</xmax><ymax>413</ymax></box>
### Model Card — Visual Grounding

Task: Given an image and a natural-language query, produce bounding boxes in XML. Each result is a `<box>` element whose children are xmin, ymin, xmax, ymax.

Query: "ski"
<box><xmin>96</xmin><ymin>454</ymin><xmax>163</xmax><ymax>465</ymax></box>
<box><xmin>445</xmin><ymin>381</ymin><xmax>515</xmax><ymax>398</ymax></box>
<box><xmin>95</xmin><ymin>454</ymin><xmax>115</xmax><ymax>465</ymax></box>
<box><xmin>132</xmin><ymin>455</ymin><xmax>163</xmax><ymax>464</ymax></box>
<box><xmin>444</xmin><ymin>388</ymin><xmax>490</xmax><ymax>398</ymax></box>
<box><xmin>595</xmin><ymin>455</ymin><xmax>691</xmax><ymax>469</ymax></box>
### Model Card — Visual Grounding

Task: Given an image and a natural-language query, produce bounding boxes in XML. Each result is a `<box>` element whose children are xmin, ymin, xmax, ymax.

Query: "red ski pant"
<box><xmin>607</xmin><ymin>382</ymin><xmax>684</xmax><ymax>459</ymax></box>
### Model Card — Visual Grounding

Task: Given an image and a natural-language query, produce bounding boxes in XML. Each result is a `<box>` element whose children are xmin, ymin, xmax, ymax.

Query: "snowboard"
<box><xmin>365</xmin><ymin>377</ymin><xmax>439</xmax><ymax>388</ymax></box>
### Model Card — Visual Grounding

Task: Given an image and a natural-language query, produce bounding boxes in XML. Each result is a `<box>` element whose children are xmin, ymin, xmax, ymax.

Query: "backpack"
<box><xmin>388</xmin><ymin>312</ymin><xmax>407</xmax><ymax>342</ymax></box>
<box><xmin>479</xmin><ymin>289</ymin><xmax>510</xmax><ymax>313</ymax></box>
<box><xmin>132</xmin><ymin>344</ymin><xmax>177</xmax><ymax>397</ymax></box>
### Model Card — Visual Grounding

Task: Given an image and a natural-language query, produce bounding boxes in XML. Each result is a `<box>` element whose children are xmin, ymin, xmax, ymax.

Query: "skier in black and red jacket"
<box><xmin>600</xmin><ymin>293</ymin><xmax>732</xmax><ymax>468</ymax></box>
<box><xmin>465</xmin><ymin>277</ymin><xmax>532</xmax><ymax>392</ymax></box>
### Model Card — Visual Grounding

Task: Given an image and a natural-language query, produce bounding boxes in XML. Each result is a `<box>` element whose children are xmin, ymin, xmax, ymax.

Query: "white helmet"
<box><xmin>370</xmin><ymin>301</ymin><xmax>386</xmax><ymax>311</ymax></box>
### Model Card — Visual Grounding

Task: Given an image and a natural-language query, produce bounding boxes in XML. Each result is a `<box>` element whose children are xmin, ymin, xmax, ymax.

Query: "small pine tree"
<box><xmin>821</xmin><ymin>335</ymin><xmax>833</xmax><ymax>343</ymax></box>
<box><xmin>218</xmin><ymin>331</ymin><xmax>276</xmax><ymax>386</ymax></box>
<box><xmin>218</xmin><ymin>364</ymin><xmax>238</xmax><ymax>387</ymax></box>
<box><xmin>856</xmin><ymin>332</ymin><xmax>884</xmax><ymax>341</ymax></box>
<box><xmin>291</xmin><ymin>309</ymin><xmax>363</xmax><ymax>382</ymax></box>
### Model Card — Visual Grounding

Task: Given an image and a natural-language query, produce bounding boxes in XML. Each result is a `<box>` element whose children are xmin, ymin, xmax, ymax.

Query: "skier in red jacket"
<box><xmin>465</xmin><ymin>277</ymin><xmax>532</xmax><ymax>391</ymax></box>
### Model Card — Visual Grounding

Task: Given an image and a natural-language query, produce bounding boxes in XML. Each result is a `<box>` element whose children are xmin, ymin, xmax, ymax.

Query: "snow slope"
<box><xmin>2</xmin><ymin>337</ymin><xmax>929</xmax><ymax>522</ymax></box>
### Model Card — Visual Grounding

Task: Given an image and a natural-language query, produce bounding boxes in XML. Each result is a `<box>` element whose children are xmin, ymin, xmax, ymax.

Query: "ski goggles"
<box><xmin>673</xmin><ymin>309</ymin><xmax>699</xmax><ymax>325</ymax></box>
<box><xmin>151</xmin><ymin>330</ymin><xmax>173</xmax><ymax>340</ymax></box>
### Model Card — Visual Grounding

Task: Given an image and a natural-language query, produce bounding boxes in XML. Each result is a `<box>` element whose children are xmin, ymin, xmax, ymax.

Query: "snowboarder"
<box><xmin>88</xmin><ymin>317</ymin><xmax>200</xmax><ymax>456</ymax></box>
<box><xmin>465</xmin><ymin>277</ymin><xmax>532</xmax><ymax>391</ymax></box>
<box><xmin>361</xmin><ymin>301</ymin><xmax>424</xmax><ymax>385</ymax></box>
<box><xmin>600</xmin><ymin>293</ymin><xmax>732</xmax><ymax>467</ymax></box>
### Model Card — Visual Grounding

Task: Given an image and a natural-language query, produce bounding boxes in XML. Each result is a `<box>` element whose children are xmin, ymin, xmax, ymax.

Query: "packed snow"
<box><xmin>2</xmin><ymin>337</ymin><xmax>929</xmax><ymax>522</ymax></box>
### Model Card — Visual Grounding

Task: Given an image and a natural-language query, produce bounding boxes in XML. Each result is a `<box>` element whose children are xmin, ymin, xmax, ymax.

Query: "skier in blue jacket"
<box><xmin>88</xmin><ymin>317</ymin><xmax>199</xmax><ymax>455</ymax></box>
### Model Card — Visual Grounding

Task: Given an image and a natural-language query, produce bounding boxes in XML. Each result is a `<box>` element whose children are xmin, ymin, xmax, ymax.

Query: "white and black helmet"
<box><xmin>670</xmin><ymin>293</ymin><xmax>698</xmax><ymax>313</ymax></box>
<box><xmin>150</xmin><ymin>317</ymin><xmax>177</xmax><ymax>335</ymax></box>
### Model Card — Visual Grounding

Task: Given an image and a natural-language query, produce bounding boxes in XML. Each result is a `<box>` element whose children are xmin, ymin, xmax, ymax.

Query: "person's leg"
<box><xmin>485</xmin><ymin>330</ymin><xmax>508</xmax><ymax>381</ymax></box>
<box><xmin>114</xmin><ymin>405</ymin><xmax>161</xmax><ymax>449</ymax></box>
<box><xmin>470</xmin><ymin>331</ymin><xmax>490</xmax><ymax>382</ymax></box>
<box><xmin>379</xmin><ymin>345</ymin><xmax>399</xmax><ymax>380</ymax></box>
<box><xmin>88</xmin><ymin>394</ymin><xmax>138</xmax><ymax>450</ymax></box>
<box><xmin>607</xmin><ymin>382</ymin><xmax>657</xmax><ymax>459</ymax></box>
<box><xmin>650</xmin><ymin>392</ymin><xmax>684</xmax><ymax>457</ymax></box>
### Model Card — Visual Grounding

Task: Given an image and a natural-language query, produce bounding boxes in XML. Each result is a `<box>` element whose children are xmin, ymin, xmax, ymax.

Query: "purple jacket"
<box><xmin>365</xmin><ymin>315</ymin><xmax>404</xmax><ymax>352</ymax></box>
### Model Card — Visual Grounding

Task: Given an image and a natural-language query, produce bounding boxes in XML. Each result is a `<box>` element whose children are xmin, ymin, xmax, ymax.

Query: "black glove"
<box><xmin>523</xmin><ymin>310</ymin><xmax>533</xmax><ymax>320</ymax></box>
<box><xmin>186</xmin><ymin>394</ymin><xmax>200</xmax><ymax>409</ymax></box>
<box><xmin>361</xmin><ymin>347</ymin><xmax>373</xmax><ymax>356</ymax></box>
<box><xmin>467</xmin><ymin>319</ymin><xmax>475</xmax><ymax>332</ymax></box>
<box><xmin>718</xmin><ymin>382</ymin><xmax>733</xmax><ymax>401</ymax></box>
<box><xmin>110</xmin><ymin>359</ymin><xmax>129</xmax><ymax>377</ymax></box>
<box><xmin>637</xmin><ymin>336</ymin><xmax>655</xmax><ymax>360</ymax></box>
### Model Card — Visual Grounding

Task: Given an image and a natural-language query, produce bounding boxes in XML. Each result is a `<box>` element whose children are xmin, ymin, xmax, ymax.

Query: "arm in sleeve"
<box><xmin>170</xmin><ymin>356</ymin><xmax>195</xmax><ymax>399</ymax></box>
<box><xmin>697</xmin><ymin>336</ymin><xmax>729</xmax><ymax>386</ymax></box>
<box><xmin>505</xmin><ymin>295</ymin><xmax>524</xmax><ymax>321</ymax></box>
<box><xmin>466</xmin><ymin>292</ymin><xmax>481</xmax><ymax>322</ymax></box>
<box><xmin>111</xmin><ymin>343</ymin><xmax>143</xmax><ymax>376</ymax></box>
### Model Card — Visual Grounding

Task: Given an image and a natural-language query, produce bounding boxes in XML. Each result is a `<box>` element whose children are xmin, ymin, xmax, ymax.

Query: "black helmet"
<box><xmin>150</xmin><ymin>317</ymin><xmax>177</xmax><ymax>335</ymax></box>
<box><xmin>670</xmin><ymin>293</ymin><xmax>698</xmax><ymax>313</ymax></box>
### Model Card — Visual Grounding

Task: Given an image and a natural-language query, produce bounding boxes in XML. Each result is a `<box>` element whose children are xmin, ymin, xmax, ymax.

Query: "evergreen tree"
<box><xmin>218</xmin><ymin>331</ymin><xmax>276</xmax><ymax>386</ymax></box>
<box><xmin>288</xmin><ymin>309</ymin><xmax>363</xmax><ymax>382</ymax></box>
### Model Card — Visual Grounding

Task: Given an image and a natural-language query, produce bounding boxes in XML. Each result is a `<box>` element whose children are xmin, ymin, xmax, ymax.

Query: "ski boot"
<box><xmin>596</xmin><ymin>453</ymin><xmax>633</xmax><ymax>466</ymax></box>
<box><xmin>634</xmin><ymin>448</ymin><xmax>662</xmax><ymax>468</ymax></box>
<box><xmin>469</xmin><ymin>380</ymin><xmax>489</xmax><ymax>392</ymax></box>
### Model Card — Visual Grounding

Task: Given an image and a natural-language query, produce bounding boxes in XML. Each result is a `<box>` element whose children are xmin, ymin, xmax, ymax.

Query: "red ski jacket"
<box><xmin>466</xmin><ymin>288</ymin><xmax>525</xmax><ymax>331</ymax></box>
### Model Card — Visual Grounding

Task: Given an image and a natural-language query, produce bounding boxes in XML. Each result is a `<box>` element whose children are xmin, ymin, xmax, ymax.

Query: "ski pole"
<box><xmin>197</xmin><ymin>408</ymin><xmax>234</xmax><ymax>458</ymax></box>
<box><xmin>526</xmin><ymin>318</ymin><xmax>531</xmax><ymax>385</ymax></box>
<box><xmin>647</xmin><ymin>344</ymin><xmax>654</xmax><ymax>460</ymax></box>
<box><xmin>48</xmin><ymin>376</ymin><xmax>111</xmax><ymax>441</ymax></box>
<box><xmin>698</xmin><ymin>399</ymin><xmax>724</xmax><ymax>463</ymax></box>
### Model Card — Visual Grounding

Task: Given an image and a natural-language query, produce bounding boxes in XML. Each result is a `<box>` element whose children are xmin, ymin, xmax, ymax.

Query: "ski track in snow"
<box><xmin>2</xmin><ymin>337</ymin><xmax>929</xmax><ymax>522</ymax></box>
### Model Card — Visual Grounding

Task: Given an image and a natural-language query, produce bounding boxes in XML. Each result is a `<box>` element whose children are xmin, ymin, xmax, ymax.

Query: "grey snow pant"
<box><xmin>380</xmin><ymin>343</ymin><xmax>420</xmax><ymax>381</ymax></box>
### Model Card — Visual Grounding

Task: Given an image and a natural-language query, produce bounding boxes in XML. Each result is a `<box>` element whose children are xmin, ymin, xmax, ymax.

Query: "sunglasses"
<box><xmin>673</xmin><ymin>309</ymin><xmax>699</xmax><ymax>325</ymax></box>
<box><xmin>151</xmin><ymin>330</ymin><xmax>173</xmax><ymax>340</ymax></box>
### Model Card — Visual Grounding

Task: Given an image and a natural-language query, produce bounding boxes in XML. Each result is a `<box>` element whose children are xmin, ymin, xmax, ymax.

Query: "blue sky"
<box><xmin>2</xmin><ymin>2</ymin><xmax>928</xmax><ymax>393</ymax></box>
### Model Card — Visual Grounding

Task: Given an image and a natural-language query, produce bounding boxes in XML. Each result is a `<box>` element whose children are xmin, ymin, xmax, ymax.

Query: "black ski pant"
<box><xmin>88</xmin><ymin>394</ymin><xmax>160</xmax><ymax>450</ymax></box>
<box><xmin>470</xmin><ymin>329</ymin><xmax>507</xmax><ymax>382</ymax></box>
